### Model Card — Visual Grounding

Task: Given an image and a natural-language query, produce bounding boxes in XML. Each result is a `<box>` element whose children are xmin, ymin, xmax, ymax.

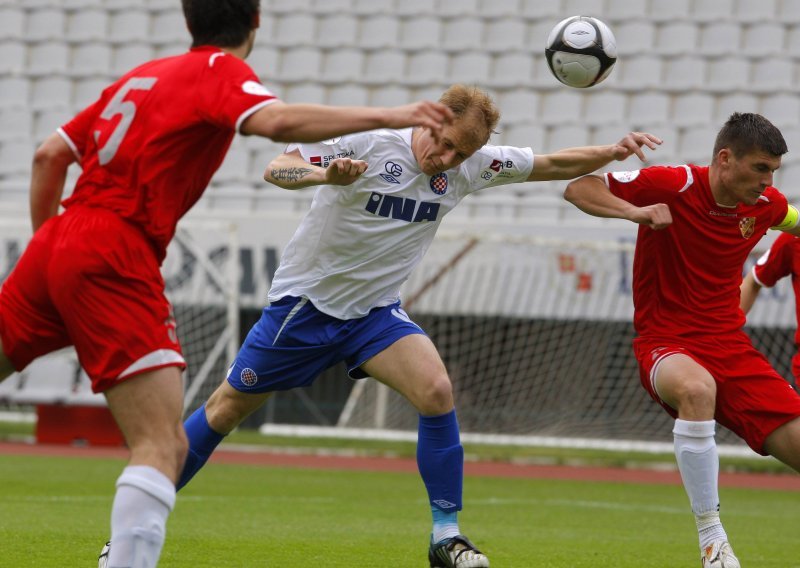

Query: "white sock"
<box><xmin>696</xmin><ymin>511</ymin><xmax>728</xmax><ymax>552</ymax></box>
<box><xmin>108</xmin><ymin>465</ymin><xmax>176</xmax><ymax>568</ymax></box>
<box><xmin>673</xmin><ymin>419</ymin><xmax>727</xmax><ymax>550</ymax></box>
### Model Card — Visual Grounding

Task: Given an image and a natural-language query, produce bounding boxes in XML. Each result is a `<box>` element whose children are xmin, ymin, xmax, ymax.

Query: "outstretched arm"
<box><xmin>739</xmin><ymin>270</ymin><xmax>762</xmax><ymax>315</ymax></box>
<box><xmin>265</xmin><ymin>150</ymin><xmax>367</xmax><ymax>190</ymax></box>
<box><xmin>564</xmin><ymin>174</ymin><xmax>672</xmax><ymax>230</ymax></box>
<box><xmin>30</xmin><ymin>132</ymin><xmax>76</xmax><ymax>232</ymax></box>
<box><xmin>527</xmin><ymin>132</ymin><xmax>662</xmax><ymax>182</ymax></box>
<box><xmin>242</xmin><ymin>100</ymin><xmax>453</xmax><ymax>143</ymax></box>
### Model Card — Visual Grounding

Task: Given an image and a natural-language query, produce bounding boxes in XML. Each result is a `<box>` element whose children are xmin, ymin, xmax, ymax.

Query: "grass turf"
<box><xmin>1</xmin><ymin>452</ymin><xmax>799</xmax><ymax>567</ymax></box>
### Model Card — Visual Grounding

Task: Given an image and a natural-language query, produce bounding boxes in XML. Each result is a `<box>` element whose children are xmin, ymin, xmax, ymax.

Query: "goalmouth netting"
<box><xmin>260</xmin><ymin>230</ymin><xmax>797</xmax><ymax>455</ymax></box>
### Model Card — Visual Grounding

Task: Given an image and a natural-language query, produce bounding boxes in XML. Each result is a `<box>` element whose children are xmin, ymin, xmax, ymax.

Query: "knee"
<box><xmin>673</xmin><ymin>378</ymin><xmax>717</xmax><ymax>417</ymax></box>
<box><xmin>416</xmin><ymin>374</ymin><xmax>454</xmax><ymax>415</ymax></box>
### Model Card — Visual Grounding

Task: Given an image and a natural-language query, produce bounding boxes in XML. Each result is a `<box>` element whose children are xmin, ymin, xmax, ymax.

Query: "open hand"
<box><xmin>612</xmin><ymin>132</ymin><xmax>663</xmax><ymax>162</ymax></box>
<box><xmin>386</xmin><ymin>101</ymin><xmax>454</xmax><ymax>136</ymax></box>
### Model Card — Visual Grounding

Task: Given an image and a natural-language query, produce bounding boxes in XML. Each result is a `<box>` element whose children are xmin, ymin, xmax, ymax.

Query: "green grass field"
<box><xmin>1</xmin><ymin>451</ymin><xmax>799</xmax><ymax>568</ymax></box>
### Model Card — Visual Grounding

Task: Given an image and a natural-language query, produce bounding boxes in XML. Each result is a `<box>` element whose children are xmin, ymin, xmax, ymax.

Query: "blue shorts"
<box><xmin>226</xmin><ymin>296</ymin><xmax>426</xmax><ymax>393</ymax></box>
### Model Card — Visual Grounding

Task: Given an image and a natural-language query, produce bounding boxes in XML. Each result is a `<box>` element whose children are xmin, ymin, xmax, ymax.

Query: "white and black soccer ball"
<box><xmin>545</xmin><ymin>16</ymin><xmax>617</xmax><ymax>88</ymax></box>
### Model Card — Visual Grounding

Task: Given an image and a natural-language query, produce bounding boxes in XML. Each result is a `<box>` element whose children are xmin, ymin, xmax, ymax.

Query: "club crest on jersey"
<box><xmin>739</xmin><ymin>216</ymin><xmax>756</xmax><ymax>239</ymax></box>
<box><xmin>430</xmin><ymin>173</ymin><xmax>448</xmax><ymax>195</ymax></box>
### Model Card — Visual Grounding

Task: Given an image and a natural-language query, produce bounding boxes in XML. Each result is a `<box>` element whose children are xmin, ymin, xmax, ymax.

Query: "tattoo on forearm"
<box><xmin>270</xmin><ymin>167</ymin><xmax>313</xmax><ymax>183</ymax></box>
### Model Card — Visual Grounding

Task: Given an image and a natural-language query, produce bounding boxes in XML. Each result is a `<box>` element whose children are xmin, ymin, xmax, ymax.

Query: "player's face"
<box><xmin>717</xmin><ymin>148</ymin><xmax>781</xmax><ymax>206</ymax></box>
<box><xmin>412</xmin><ymin>121</ymin><xmax>484</xmax><ymax>176</ymax></box>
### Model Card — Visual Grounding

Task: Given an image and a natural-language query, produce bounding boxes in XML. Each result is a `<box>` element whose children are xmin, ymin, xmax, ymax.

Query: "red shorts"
<box><xmin>0</xmin><ymin>206</ymin><xmax>185</xmax><ymax>392</ymax></box>
<box><xmin>634</xmin><ymin>333</ymin><xmax>800</xmax><ymax>454</ymax></box>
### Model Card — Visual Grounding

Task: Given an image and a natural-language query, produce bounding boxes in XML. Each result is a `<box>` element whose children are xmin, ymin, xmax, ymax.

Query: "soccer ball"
<box><xmin>545</xmin><ymin>16</ymin><xmax>617</xmax><ymax>88</ymax></box>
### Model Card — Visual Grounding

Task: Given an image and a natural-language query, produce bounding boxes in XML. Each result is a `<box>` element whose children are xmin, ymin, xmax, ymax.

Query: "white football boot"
<box><xmin>701</xmin><ymin>540</ymin><xmax>741</xmax><ymax>568</ymax></box>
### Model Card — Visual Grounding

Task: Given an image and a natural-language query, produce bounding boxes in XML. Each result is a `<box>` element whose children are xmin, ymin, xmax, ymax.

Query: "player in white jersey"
<box><xmin>176</xmin><ymin>85</ymin><xmax>661</xmax><ymax>567</ymax></box>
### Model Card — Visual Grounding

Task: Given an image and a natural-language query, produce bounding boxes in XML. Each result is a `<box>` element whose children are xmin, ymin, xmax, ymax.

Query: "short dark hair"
<box><xmin>181</xmin><ymin>0</ymin><xmax>260</xmax><ymax>48</ymax></box>
<box><xmin>713</xmin><ymin>112</ymin><xmax>788</xmax><ymax>161</ymax></box>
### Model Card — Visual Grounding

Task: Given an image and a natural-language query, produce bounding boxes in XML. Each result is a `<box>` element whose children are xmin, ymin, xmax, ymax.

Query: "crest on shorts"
<box><xmin>739</xmin><ymin>216</ymin><xmax>756</xmax><ymax>239</ymax></box>
<box><xmin>240</xmin><ymin>367</ymin><xmax>258</xmax><ymax>387</ymax></box>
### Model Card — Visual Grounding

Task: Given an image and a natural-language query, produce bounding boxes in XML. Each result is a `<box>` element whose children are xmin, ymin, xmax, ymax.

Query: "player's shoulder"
<box><xmin>760</xmin><ymin>185</ymin><xmax>786</xmax><ymax>204</ymax></box>
<box><xmin>609</xmin><ymin>163</ymin><xmax>696</xmax><ymax>187</ymax></box>
<box><xmin>369</xmin><ymin>127</ymin><xmax>412</xmax><ymax>144</ymax></box>
<box><xmin>345</xmin><ymin>128</ymin><xmax>412</xmax><ymax>155</ymax></box>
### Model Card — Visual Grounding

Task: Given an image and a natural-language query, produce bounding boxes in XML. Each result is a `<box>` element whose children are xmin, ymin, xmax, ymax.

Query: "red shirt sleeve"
<box><xmin>753</xmin><ymin>231</ymin><xmax>798</xmax><ymax>287</ymax></box>
<box><xmin>194</xmin><ymin>53</ymin><xmax>278</xmax><ymax>132</ymax></box>
<box><xmin>58</xmin><ymin>88</ymin><xmax>114</xmax><ymax>161</ymax></box>
<box><xmin>604</xmin><ymin>165</ymin><xmax>691</xmax><ymax>207</ymax></box>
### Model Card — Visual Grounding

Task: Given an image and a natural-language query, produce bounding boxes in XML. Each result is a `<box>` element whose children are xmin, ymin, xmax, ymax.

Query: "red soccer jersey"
<box><xmin>58</xmin><ymin>46</ymin><xmax>278</xmax><ymax>261</ymax></box>
<box><xmin>752</xmin><ymin>231</ymin><xmax>800</xmax><ymax>374</ymax></box>
<box><xmin>605</xmin><ymin>164</ymin><xmax>788</xmax><ymax>338</ymax></box>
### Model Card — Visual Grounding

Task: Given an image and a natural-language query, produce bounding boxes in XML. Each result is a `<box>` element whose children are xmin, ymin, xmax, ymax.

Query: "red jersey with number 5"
<box><xmin>604</xmin><ymin>165</ymin><xmax>788</xmax><ymax>338</ymax></box>
<box><xmin>57</xmin><ymin>46</ymin><xmax>278</xmax><ymax>261</ymax></box>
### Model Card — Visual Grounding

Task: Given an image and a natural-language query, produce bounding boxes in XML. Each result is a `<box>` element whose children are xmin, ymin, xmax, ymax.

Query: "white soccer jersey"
<box><xmin>268</xmin><ymin>128</ymin><xmax>534</xmax><ymax>319</ymax></box>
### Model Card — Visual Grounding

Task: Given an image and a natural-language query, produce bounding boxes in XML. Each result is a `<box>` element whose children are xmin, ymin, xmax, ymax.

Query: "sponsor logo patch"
<box><xmin>242</xmin><ymin>80</ymin><xmax>273</xmax><ymax>96</ymax></box>
<box><xmin>611</xmin><ymin>170</ymin><xmax>640</xmax><ymax>183</ymax></box>
<box><xmin>385</xmin><ymin>161</ymin><xmax>403</xmax><ymax>177</ymax></box>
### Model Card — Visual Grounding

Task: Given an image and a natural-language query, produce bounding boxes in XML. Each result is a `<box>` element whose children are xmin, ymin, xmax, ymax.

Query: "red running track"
<box><xmin>2</xmin><ymin>441</ymin><xmax>799</xmax><ymax>491</ymax></box>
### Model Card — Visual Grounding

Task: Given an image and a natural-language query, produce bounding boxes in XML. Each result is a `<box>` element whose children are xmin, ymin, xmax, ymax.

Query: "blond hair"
<box><xmin>439</xmin><ymin>84</ymin><xmax>500</xmax><ymax>147</ymax></box>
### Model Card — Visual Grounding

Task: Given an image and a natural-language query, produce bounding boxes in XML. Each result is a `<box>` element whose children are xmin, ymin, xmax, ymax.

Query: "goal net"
<box><xmin>264</xmin><ymin>231</ymin><xmax>796</xmax><ymax>452</ymax></box>
<box><xmin>164</xmin><ymin>220</ymin><xmax>240</xmax><ymax>414</ymax></box>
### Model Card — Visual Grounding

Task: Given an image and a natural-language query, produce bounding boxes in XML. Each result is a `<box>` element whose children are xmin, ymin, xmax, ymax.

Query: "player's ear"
<box><xmin>252</xmin><ymin>12</ymin><xmax>260</xmax><ymax>29</ymax></box>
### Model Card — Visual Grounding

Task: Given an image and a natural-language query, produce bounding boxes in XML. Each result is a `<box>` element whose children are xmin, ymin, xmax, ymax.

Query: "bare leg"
<box><xmin>360</xmin><ymin>335</ymin><xmax>488</xmax><ymax>566</ymax></box>
<box><xmin>359</xmin><ymin>334</ymin><xmax>453</xmax><ymax>416</ymax></box>
<box><xmin>103</xmin><ymin>366</ymin><xmax>186</xmax><ymax>568</ymax></box>
<box><xmin>175</xmin><ymin>380</ymin><xmax>272</xmax><ymax>491</ymax></box>
<box><xmin>204</xmin><ymin>380</ymin><xmax>272</xmax><ymax>434</ymax></box>
<box><xmin>764</xmin><ymin>416</ymin><xmax>800</xmax><ymax>472</ymax></box>
<box><xmin>653</xmin><ymin>354</ymin><xmax>736</xmax><ymax>565</ymax></box>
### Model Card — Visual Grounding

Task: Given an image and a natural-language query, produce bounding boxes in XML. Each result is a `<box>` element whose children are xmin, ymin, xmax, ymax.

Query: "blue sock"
<box><xmin>417</xmin><ymin>410</ymin><xmax>463</xmax><ymax>543</ymax></box>
<box><xmin>176</xmin><ymin>404</ymin><xmax>225</xmax><ymax>491</ymax></box>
